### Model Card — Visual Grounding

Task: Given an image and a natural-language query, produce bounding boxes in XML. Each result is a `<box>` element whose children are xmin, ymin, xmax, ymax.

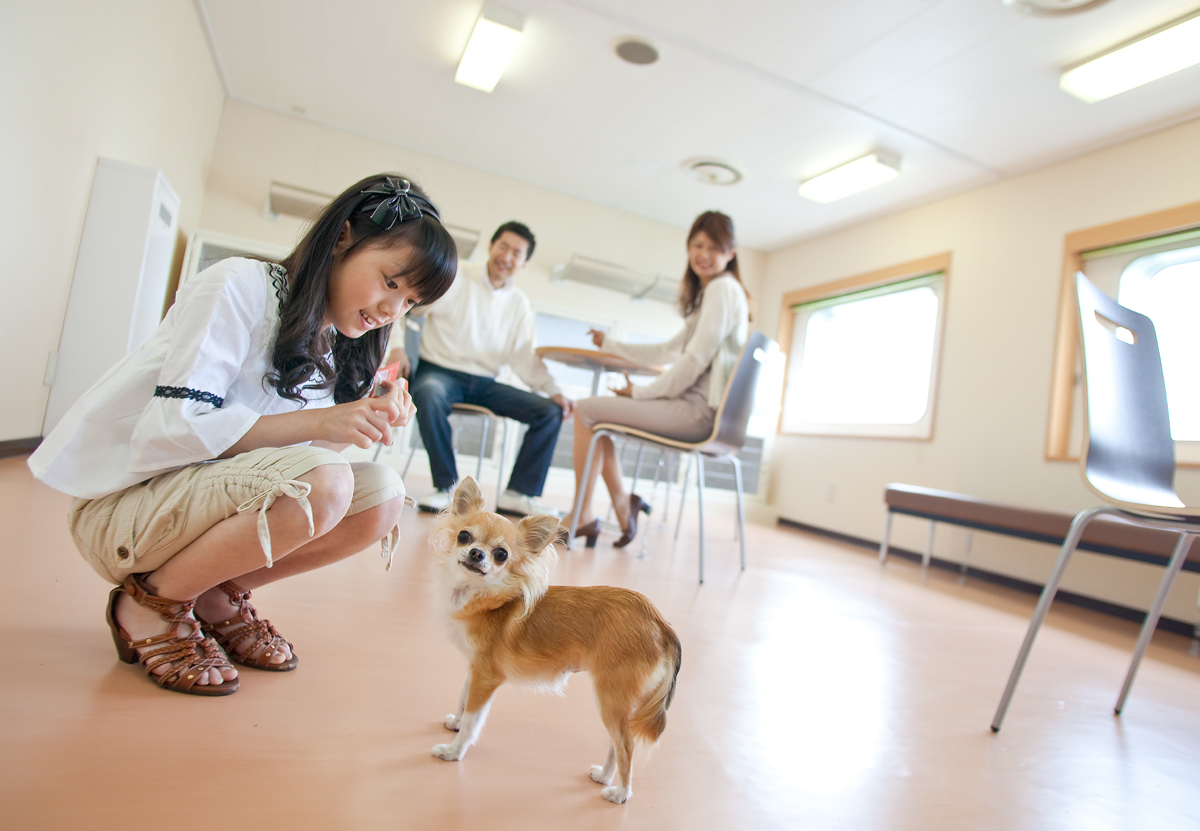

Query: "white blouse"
<box><xmin>600</xmin><ymin>274</ymin><xmax>749</xmax><ymax>408</ymax></box>
<box><xmin>29</xmin><ymin>258</ymin><xmax>333</xmax><ymax>500</ymax></box>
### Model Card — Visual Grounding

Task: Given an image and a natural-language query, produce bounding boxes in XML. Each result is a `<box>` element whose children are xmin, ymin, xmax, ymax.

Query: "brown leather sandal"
<box><xmin>106</xmin><ymin>574</ymin><xmax>240</xmax><ymax>696</ymax></box>
<box><xmin>200</xmin><ymin>581</ymin><xmax>298</xmax><ymax>672</ymax></box>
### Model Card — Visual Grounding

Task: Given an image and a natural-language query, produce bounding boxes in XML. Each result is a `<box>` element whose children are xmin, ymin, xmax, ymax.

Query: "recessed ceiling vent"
<box><xmin>264</xmin><ymin>180</ymin><xmax>481</xmax><ymax>259</ymax></box>
<box><xmin>683</xmin><ymin>159</ymin><xmax>742</xmax><ymax>186</ymax></box>
<box><xmin>614</xmin><ymin>37</ymin><xmax>659</xmax><ymax>65</ymax></box>
<box><xmin>1002</xmin><ymin>0</ymin><xmax>1111</xmax><ymax>15</ymax></box>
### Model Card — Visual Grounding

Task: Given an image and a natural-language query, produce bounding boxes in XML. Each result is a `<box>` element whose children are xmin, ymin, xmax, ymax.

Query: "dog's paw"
<box><xmin>431</xmin><ymin>743</ymin><xmax>464</xmax><ymax>761</ymax></box>
<box><xmin>443</xmin><ymin>713</ymin><xmax>461</xmax><ymax>732</ymax></box>
<box><xmin>589</xmin><ymin>765</ymin><xmax>613</xmax><ymax>785</ymax></box>
<box><xmin>601</xmin><ymin>785</ymin><xmax>631</xmax><ymax>804</ymax></box>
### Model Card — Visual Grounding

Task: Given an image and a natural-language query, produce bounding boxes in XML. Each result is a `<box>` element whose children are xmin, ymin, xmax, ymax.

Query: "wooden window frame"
<box><xmin>1046</xmin><ymin>199</ymin><xmax>1200</xmax><ymax>462</ymax></box>
<box><xmin>776</xmin><ymin>252</ymin><xmax>952</xmax><ymax>439</ymax></box>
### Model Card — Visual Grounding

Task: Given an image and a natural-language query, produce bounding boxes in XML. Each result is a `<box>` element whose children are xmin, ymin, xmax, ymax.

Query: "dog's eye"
<box><xmin>492</xmin><ymin>548</ymin><xmax>508</xmax><ymax>565</ymax></box>
<box><xmin>457</xmin><ymin>530</ymin><xmax>472</xmax><ymax>545</ymax></box>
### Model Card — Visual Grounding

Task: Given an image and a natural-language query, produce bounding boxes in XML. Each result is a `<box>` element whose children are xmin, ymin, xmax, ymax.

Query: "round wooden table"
<box><xmin>536</xmin><ymin>346</ymin><xmax>661</xmax><ymax>396</ymax></box>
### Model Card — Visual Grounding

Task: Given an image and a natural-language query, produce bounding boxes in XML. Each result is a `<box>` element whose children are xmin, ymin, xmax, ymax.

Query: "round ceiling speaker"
<box><xmin>1002</xmin><ymin>0</ymin><xmax>1112</xmax><ymax>15</ymax></box>
<box><xmin>683</xmin><ymin>159</ymin><xmax>742</xmax><ymax>186</ymax></box>
<box><xmin>614</xmin><ymin>37</ymin><xmax>659</xmax><ymax>65</ymax></box>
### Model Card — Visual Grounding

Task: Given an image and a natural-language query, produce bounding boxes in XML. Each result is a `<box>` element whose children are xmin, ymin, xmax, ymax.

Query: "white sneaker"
<box><xmin>496</xmin><ymin>489</ymin><xmax>562</xmax><ymax>518</ymax></box>
<box><xmin>418</xmin><ymin>488</ymin><xmax>453</xmax><ymax>513</ymax></box>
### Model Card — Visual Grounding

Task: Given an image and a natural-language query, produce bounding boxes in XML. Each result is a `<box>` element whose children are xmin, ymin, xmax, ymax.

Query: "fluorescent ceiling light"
<box><xmin>455</xmin><ymin>4</ymin><xmax>525</xmax><ymax>93</ymax></box>
<box><xmin>1060</xmin><ymin>10</ymin><xmax>1200</xmax><ymax>103</ymax></box>
<box><xmin>799</xmin><ymin>151</ymin><xmax>901</xmax><ymax>203</ymax></box>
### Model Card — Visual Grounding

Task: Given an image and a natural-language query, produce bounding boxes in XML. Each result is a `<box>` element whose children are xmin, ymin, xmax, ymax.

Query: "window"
<box><xmin>1047</xmin><ymin>200</ymin><xmax>1200</xmax><ymax>464</ymax></box>
<box><xmin>778</xmin><ymin>254</ymin><xmax>950</xmax><ymax>439</ymax></box>
<box><xmin>1118</xmin><ymin>245</ymin><xmax>1200</xmax><ymax>442</ymax></box>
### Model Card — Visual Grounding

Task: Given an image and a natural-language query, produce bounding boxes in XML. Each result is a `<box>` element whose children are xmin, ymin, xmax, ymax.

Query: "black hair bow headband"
<box><xmin>358</xmin><ymin>177</ymin><xmax>441</xmax><ymax>229</ymax></box>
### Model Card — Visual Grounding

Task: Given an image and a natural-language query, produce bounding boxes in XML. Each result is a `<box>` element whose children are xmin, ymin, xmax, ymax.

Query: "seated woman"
<box><xmin>563</xmin><ymin>210</ymin><xmax>750</xmax><ymax>548</ymax></box>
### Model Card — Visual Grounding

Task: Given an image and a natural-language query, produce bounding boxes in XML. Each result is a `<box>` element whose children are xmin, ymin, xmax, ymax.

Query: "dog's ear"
<box><xmin>516</xmin><ymin>514</ymin><xmax>560</xmax><ymax>555</ymax></box>
<box><xmin>451</xmin><ymin>477</ymin><xmax>485</xmax><ymax>516</ymax></box>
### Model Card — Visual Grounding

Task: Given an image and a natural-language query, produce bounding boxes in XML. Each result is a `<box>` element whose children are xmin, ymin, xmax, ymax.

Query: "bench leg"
<box><xmin>922</xmin><ymin>521</ymin><xmax>935</xmax><ymax>569</ymax></box>
<box><xmin>991</xmin><ymin>505</ymin><xmax>1107</xmax><ymax>732</ymax></box>
<box><xmin>1115</xmin><ymin>531</ymin><xmax>1196</xmax><ymax>715</ymax></box>
<box><xmin>879</xmin><ymin>512</ymin><xmax>893</xmax><ymax>565</ymax></box>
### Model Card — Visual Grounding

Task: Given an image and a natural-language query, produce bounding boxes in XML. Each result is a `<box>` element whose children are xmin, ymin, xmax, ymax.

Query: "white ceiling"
<box><xmin>199</xmin><ymin>0</ymin><xmax>1200</xmax><ymax>250</ymax></box>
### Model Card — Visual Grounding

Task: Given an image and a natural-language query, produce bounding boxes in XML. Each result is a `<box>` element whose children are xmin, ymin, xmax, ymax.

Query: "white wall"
<box><xmin>760</xmin><ymin>115</ymin><xmax>1200</xmax><ymax>621</ymax></box>
<box><xmin>198</xmin><ymin>100</ymin><xmax>765</xmax><ymax>341</ymax></box>
<box><xmin>0</xmin><ymin>0</ymin><xmax>225</xmax><ymax>442</ymax></box>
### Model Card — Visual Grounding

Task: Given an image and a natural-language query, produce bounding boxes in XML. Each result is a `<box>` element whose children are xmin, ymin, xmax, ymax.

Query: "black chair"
<box><xmin>991</xmin><ymin>273</ymin><xmax>1200</xmax><ymax>731</ymax></box>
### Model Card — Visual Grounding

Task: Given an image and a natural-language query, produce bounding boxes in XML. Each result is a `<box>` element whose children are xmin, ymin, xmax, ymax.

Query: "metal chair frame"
<box><xmin>990</xmin><ymin>273</ymin><xmax>1200</xmax><ymax>731</ymax></box>
<box><xmin>399</xmin><ymin>404</ymin><xmax>509</xmax><ymax>506</ymax></box>
<box><xmin>565</xmin><ymin>331</ymin><xmax>772</xmax><ymax>583</ymax></box>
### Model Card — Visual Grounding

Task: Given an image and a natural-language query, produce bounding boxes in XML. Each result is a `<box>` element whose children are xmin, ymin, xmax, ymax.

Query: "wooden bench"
<box><xmin>880</xmin><ymin>483</ymin><xmax>1200</xmax><ymax>572</ymax></box>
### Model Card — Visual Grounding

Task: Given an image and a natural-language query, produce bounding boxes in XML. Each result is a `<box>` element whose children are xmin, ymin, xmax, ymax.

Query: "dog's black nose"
<box><xmin>468</xmin><ymin>548</ymin><xmax>485</xmax><ymax>563</ymax></box>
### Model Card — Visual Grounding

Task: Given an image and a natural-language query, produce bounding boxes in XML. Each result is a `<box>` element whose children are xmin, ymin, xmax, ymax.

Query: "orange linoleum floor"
<box><xmin>3</xmin><ymin>453</ymin><xmax>1200</xmax><ymax>830</ymax></box>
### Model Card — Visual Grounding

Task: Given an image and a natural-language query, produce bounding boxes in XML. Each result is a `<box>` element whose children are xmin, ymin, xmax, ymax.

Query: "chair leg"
<box><xmin>696</xmin><ymin>454</ymin><xmax>707</xmax><ymax>584</ymax></box>
<box><xmin>494</xmin><ymin>418</ymin><xmax>508</xmax><ymax>511</ymax></box>
<box><xmin>1115</xmin><ymin>531</ymin><xmax>1196</xmax><ymax>715</ymax></box>
<box><xmin>991</xmin><ymin>505</ymin><xmax>1109</xmax><ymax>732</ymax></box>
<box><xmin>730</xmin><ymin>454</ymin><xmax>746</xmax><ymax>572</ymax></box>
<box><xmin>661</xmin><ymin>452</ymin><xmax>674</xmax><ymax>533</ymax></box>
<box><xmin>568</xmin><ymin>429</ymin><xmax>607</xmax><ymax>551</ymax></box>
<box><xmin>372</xmin><ymin>441</ymin><xmax>384</xmax><ymax>462</ymax></box>
<box><xmin>675</xmin><ymin>454</ymin><xmax>692</xmax><ymax>541</ymax></box>
<box><xmin>630</xmin><ymin>444</ymin><xmax>645</xmax><ymax>498</ymax></box>
<box><xmin>402</xmin><ymin>440</ymin><xmax>418</xmax><ymax>479</ymax></box>
<box><xmin>922</xmin><ymin>520</ymin><xmax>935</xmax><ymax>569</ymax></box>
<box><xmin>475</xmin><ymin>416</ymin><xmax>488</xmax><ymax>484</ymax></box>
<box><xmin>879</xmin><ymin>511</ymin><xmax>893</xmax><ymax>565</ymax></box>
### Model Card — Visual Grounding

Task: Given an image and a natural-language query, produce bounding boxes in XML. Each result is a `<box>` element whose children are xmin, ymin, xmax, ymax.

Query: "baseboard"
<box><xmin>0</xmin><ymin>437</ymin><xmax>40</xmax><ymax>459</ymax></box>
<box><xmin>778</xmin><ymin>516</ymin><xmax>1198</xmax><ymax>638</ymax></box>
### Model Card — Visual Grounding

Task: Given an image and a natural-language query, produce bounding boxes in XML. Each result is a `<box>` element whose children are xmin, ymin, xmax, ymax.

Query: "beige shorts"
<box><xmin>69</xmin><ymin>445</ymin><xmax>406</xmax><ymax>584</ymax></box>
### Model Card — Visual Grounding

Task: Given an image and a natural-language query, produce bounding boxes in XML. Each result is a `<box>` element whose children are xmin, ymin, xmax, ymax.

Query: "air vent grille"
<box><xmin>551</xmin><ymin>254</ymin><xmax>679</xmax><ymax>305</ymax></box>
<box><xmin>264</xmin><ymin>181</ymin><xmax>480</xmax><ymax>259</ymax></box>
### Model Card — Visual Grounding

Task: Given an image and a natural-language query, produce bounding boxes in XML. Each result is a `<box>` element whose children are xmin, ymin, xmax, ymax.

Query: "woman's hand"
<box><xmin>610</xmin><ymin>373</ymin><xmax>634</xmax><ymax>398</ymax></box>
<box><xmin>587</xmin><ymin>328</ymin><xmax>605</xmax><ymax>349</ymax></box>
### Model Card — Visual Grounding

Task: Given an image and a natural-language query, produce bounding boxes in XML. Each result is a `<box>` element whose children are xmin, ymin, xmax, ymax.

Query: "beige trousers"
<box><xmin>69</xmin><ymin>446</ymin><xmax>406</xmax><ymax>584</ymax></box>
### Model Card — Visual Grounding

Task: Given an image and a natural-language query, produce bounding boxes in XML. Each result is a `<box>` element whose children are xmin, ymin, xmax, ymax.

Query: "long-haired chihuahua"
<box><xmin>428</xmin><ymin>477</ymin><xmax>681</xmax><ymax>804</ymax></box>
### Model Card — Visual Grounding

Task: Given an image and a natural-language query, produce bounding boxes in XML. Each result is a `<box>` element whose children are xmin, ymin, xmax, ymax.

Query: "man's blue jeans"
<box><xmin>409</xmin><ymin>360</ymin><xmax>564</xmax><ymax>496</ymax></box>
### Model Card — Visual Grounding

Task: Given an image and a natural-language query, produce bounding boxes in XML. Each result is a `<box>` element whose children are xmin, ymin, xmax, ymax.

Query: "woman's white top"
<box><xmin>29</xmin><ymin>258</ymin><xmax>333</xmax><ymax>500</ymax></box>
<box><xmin>600</xmin><ymin>274</ymin><xmax>749</xmax><ymax>408</ymax></box>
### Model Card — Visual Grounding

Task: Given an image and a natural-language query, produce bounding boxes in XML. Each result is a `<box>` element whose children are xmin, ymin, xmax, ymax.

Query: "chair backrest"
<box><xmin>705</xmin><ymin>330</ymin><xmax>773</xmax><ymax>455</ymax></box>
<box><xmin>1074</xmin><ymin>272</ymin><xmax>1183</xmax><ymax>512</ymax></box>
<box><xmin>403</xmin><ymin>315</ymin><xmax>424</xmax><ymax>376</ymax></box>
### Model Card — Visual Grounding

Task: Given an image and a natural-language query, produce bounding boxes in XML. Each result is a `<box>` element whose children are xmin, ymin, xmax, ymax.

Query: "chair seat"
<box><xmin>589</xmin><ymin>422</ymin><xmax>740</xmax><ymax>457</ymax></box>
<box><xmin>452</xmin><ymin>403</ymin><xmax>498</xmax><ymax>418</ymax></box>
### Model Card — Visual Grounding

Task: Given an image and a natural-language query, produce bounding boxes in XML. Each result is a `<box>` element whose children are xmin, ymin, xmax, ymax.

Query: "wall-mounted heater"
<box><xmin>264</xmin><ymin>180</ymin><xmax>482</xmax><ymax>260</ymax></box>
<box><xmin>550</xmin><ymin>254</ymin><xmax>679</xmax><ymax>305</ymax></box>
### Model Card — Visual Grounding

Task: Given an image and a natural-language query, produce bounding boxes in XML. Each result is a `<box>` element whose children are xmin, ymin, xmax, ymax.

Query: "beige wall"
<box><xmin>0</xmin><ymin>1</ymin><xmax>225</xmax><ymax>441</ymax></box>
<box><xmin>760</xmin><ymin>115</ymin><xmax>1200</xmax><ymax>621</ymax></box>
<box><xmin>198</xmin><ymin>100</ymin><xmax>765</xmax><ymax>341</ymax></box>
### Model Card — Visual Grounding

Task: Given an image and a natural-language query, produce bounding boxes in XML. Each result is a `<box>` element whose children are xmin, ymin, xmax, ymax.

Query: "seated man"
<box><xmin>391</xmin><ymin>221</ymin><xmax>573</xmax><ymax>515</ymax></box>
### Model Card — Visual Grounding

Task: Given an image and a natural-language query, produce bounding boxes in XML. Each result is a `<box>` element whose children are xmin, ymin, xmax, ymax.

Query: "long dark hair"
<box><xmin>271</xmin><ymin>174</ymin><xmax>457</xmax><ymax>404</ymax></box>
<box><xmin>678</xmin><ymin>211</ymin><xmax>747</xmax><ymax>318</ymax></box>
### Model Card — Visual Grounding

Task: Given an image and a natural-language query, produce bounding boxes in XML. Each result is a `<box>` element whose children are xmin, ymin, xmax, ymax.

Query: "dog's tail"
<box><xmin>630</xmin><ymin>623</ymin><xmax>682</xmax><ymax>744</ymax></box>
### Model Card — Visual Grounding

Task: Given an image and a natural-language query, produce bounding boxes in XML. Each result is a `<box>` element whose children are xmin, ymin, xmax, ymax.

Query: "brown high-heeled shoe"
<box><xmin>199</xmin><ymin>581</ymin><xmax>298</xmax><ymax>672</ymax></box>
<box><xmin>555</xmin><ymin>518</ymin><xmax>601</xmax><ymax>548</ymax></box>
<box><xmin>614</xmin><ymin>494</ymin><xmax>651</xmax><ymax>549</ymax></box>
<box><xmin>106</xmin><ymin>573</ymin><xmax>240</xmax><ymax>696</ymax></box>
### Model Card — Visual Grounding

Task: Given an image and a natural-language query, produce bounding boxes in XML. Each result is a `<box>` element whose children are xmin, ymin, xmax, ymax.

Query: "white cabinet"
<box><xmin>44</xmin><ymin>159</ymin><xmax>180</xmax><ymax>434</ymax></box>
